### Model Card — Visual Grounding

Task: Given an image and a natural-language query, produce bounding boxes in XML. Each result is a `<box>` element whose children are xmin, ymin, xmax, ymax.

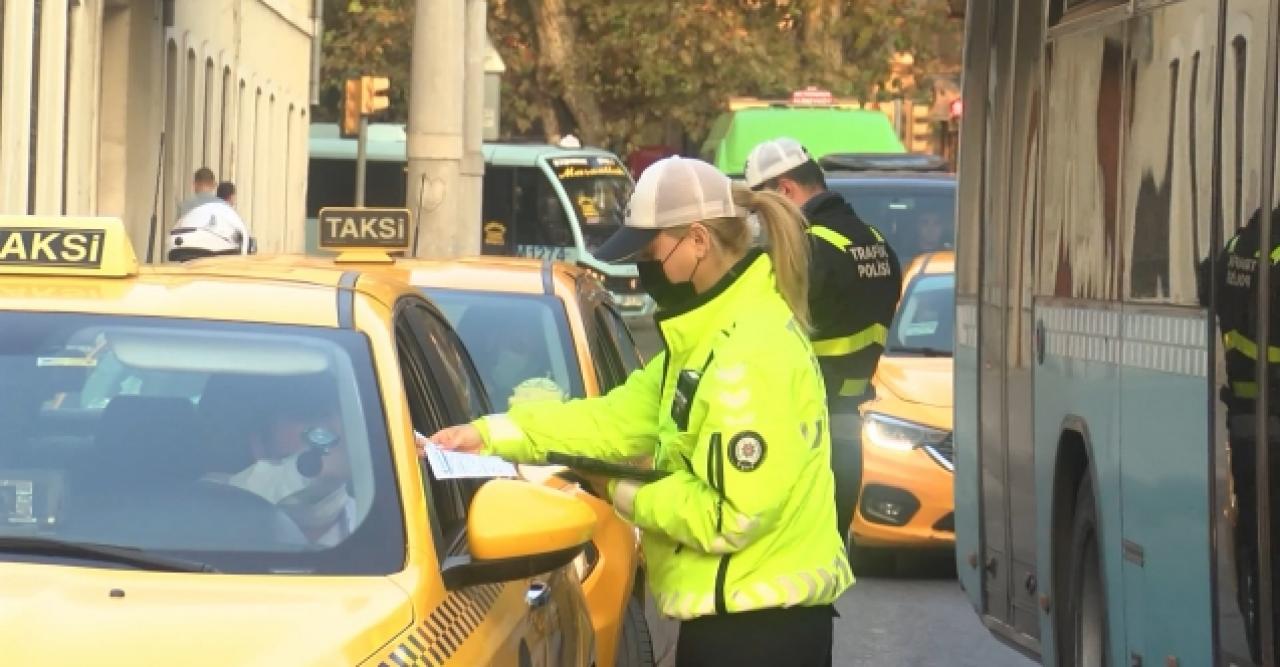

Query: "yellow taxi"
<box><xmin>404</xmin><ymin>257</ymin><xmax>652</xmax><ymax>667</ymax></box>
<box><xmin>0</xmin><ymin>215</ymin><xmax>602</xmax><ymax>665</ymax></box>
<box><xmin>850</xmin><ymin>251</ymin><xmax>955</xmax><ymax>571</ymax></box>
<box><xmin>190</xmin><ymin>208</ymin><xmax>652</xmax><ymax>666</ymax></box>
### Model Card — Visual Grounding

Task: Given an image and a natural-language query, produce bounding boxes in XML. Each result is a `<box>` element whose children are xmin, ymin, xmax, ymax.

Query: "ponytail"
<box><xmin>732</xmin><ymin>183</ymin><xmax>812</xmax><ymax>331</ymax></box>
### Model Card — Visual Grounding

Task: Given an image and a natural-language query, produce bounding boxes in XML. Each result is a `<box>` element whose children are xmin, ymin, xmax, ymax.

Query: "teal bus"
<box><xmin>954</xmin><ymin>0</ymin><xmax>1278</xmax><ymax>665</ymax></box>
<box><xmin>306</xmin><ymin>123</ymin><xmax>652</xmax><ymax>316</ymax></box>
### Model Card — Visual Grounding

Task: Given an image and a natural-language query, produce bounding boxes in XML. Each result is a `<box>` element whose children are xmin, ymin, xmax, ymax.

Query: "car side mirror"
<box><xmin>440</xmin><ymin>478</ymin><xmax>595</xmax><ymax>590</ymax></box>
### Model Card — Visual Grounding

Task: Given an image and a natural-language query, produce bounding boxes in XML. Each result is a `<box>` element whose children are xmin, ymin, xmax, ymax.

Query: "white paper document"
<box><xmin>423</xmin><ymin>443</ymin><xmax>518</xmax><ymax>479</ymax></box>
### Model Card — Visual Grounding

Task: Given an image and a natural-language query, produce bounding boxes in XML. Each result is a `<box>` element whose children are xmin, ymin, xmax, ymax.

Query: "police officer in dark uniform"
<box><xmin>1208</xmin><ymin>205</ymin><xmax>1280</xmax><ymax>662</ymax></box>
<box><xmin>745</xmin><ymin>138</ymin><xmax>903</xmax><ymax>539</ymax></box>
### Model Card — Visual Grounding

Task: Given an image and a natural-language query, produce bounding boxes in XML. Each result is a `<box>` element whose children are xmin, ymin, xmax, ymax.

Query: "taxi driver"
<box><xmin>226</xmin><ymin>381</ymin><xmax>356</xmax><ymax>547</ymax></box>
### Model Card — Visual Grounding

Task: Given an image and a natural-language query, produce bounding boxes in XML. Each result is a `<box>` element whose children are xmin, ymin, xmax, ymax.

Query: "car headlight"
<box><xmin>863</xmin><ymin>413</ymin><xmax>949</xmax><ymax>452</ymax></box>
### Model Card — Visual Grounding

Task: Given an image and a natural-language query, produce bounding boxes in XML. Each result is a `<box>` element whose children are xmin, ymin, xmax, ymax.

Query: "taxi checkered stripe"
<box><xmin>379</xmin><ymin>583</ymin><xmax>504</xmax><ymax>667</ymax></box>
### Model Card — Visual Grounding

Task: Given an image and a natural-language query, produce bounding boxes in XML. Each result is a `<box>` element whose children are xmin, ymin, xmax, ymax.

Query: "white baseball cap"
<box><xmin>593</xmin><ymin>156</ymin><xmax>743</xmax><ymax>263</ymax></box>
<box><xmin>743</xmin><ymin>137</ymin><xmax>815</xmax><ymax>189</ymax></box>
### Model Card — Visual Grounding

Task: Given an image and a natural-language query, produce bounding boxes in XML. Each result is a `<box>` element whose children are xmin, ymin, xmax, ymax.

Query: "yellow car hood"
<box><xmin>0</xmin><ymin>562</ymin><xmax>413</xmax><ymax>666</ymax></box>
<box><xmin>874</xmin><ymin>355</ymin><xmax>953</xmax><ymax>410</ymax></box>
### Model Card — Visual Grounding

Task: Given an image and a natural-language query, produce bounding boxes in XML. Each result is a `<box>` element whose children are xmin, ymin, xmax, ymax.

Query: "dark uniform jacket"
<box><xmin>1213</xmin><ymin>208</ymin><xmax>1280</xmax><ymax>419</ymax></box>
<box><xmin>802</xmin><ymin>191</ymin><xmax>902</xmax><ymax>410</ymax></box>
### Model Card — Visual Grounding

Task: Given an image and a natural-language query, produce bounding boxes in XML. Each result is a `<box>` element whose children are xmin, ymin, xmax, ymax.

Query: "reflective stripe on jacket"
<box><xmin>803</xmin><ymin>191</ymin><xmax>901</xmax><ymax>405</ymax></box>
<box><xmin>476</xmin><ymin>250</ymin><xmax>853</xmax><ymax>619</ymax></box>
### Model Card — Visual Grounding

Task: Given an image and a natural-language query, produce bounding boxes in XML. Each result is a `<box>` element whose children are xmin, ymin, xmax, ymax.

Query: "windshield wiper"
<box><xmin>889</xmin><ymin>345</ymin><xmax>951</xmax><ymax>357</ymax></box>
<box><xmin>0</xmin><ymin>536</ymin><xmax>218</xmax><ymax>573</ymax></box>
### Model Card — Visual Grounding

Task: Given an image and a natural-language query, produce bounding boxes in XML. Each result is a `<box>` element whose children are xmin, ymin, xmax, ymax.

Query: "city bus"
<box><xmin>305</xmin><ymin>123</ymin><xmax>652</xmax><ymax>316</ymax></box>
<box><xmin>953</xmin><ymin>1</ymin><xmax>1278</xmax><ymax>666</ymax></box>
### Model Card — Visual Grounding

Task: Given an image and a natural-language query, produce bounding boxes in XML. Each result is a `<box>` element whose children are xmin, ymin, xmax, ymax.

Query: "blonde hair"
<box><xmin>670</xmin><ymin>184</ymin><xmax>812</xmax><ymax>330</ymax></box>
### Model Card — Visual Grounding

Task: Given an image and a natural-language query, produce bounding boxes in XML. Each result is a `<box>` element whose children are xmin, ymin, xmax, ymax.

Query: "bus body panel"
<box><xmin>957</xmin><ymin>0</ymin><xmax>1280</xmax><ymax>663</ymax></box>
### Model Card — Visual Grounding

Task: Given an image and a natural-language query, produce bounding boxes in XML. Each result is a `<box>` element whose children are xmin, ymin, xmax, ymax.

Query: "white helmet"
<box><xmin>167</xmin><ymin>201</ymin><xmax>252</xmax><ymax>262</ymax></box>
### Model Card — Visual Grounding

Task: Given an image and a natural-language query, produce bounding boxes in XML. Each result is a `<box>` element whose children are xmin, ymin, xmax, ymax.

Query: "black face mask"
<box><xmin>637</xmin><ymin>235</ymin><xmax>701</xmax><ymax>311</ymax></box>
<box><xmin>637</xmin><ymin>259</ymin><xmax>697</xmax><ymax>311</ymax></box>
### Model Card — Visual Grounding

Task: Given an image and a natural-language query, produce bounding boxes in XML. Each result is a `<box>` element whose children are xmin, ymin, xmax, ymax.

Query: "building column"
<box><xmin>0</xmin><ymin>1</ymin><xmax>37</xmax><ymax>214</ymax></box>
<box><xmin>65</xmin><ymin>0</ymin><xmax>105</xmax><ymax>216</ymax></box>
<box><xmin>33</xmin><ymin>0</ymin><xmax>70</xmax><ymax>215</ymax></box>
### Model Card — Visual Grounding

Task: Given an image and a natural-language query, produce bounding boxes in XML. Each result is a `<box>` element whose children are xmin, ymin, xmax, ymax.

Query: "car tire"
<box><xmin>847</xmin><ymin>533</ymin><xmax>895</xmax><ymax>576</ymax></box>
<box><xmin>614</xmin><ymin>596</ymin><xmax>656</xmax><ymax>667</ymax></box>
<box><xmin>1058</xmin><ymin>475</ymin><xmax>1108</xmax><ymax>667</ymax></box>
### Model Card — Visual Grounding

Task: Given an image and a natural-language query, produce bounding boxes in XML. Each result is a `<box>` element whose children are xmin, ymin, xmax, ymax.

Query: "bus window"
<box><xmin>513</xmin><ymin>167</ymin><xmax>574</xmax><ymax>256</ymax></box>
<box><xmin>481</xmin><ymin>167</ymin><xmax>516</xmax><ymax>255</ymax></box>
<box><xmin>305</xmin><ymin>158</ymin><xmax>406</xmax><ymax>218</ymax></box>
<box><xmin>550</xmin><ymin>156</ymin><xmax>632</xmax><ymax>254</ymax></box>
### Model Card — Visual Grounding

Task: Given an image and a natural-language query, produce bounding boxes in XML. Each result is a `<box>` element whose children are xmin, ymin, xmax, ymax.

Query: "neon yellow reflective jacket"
<box><xmin>476</xmin><ymin>250</ymin><xmax>853</xmax><ymax>620</ymax></box>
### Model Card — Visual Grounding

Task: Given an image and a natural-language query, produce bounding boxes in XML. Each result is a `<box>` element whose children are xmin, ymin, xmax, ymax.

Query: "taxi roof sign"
<box><xmin>317</xmin><ymin>207</ymin><xmax>413</xmax><ymax>263</ymax></box>
<box><xmin>0</xmin><ymin>216</ymin><xmax>138</xmax><ymax>277</ymax></box>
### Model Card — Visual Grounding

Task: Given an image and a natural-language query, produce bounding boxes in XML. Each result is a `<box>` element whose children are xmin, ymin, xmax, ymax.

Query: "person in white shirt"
<box><xmin>227</xmin><ymin>392</ymin><xmax>356</xmax><ymax>548</ymax></box>
<box><xmin>167</xmin><ymin>199</ymin><xmax>252</xmax><ymax>262</ymax></box>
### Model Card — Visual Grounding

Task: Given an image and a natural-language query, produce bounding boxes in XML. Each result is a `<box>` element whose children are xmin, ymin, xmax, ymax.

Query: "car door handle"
<box><xmin>526</xmin><ymin>581</ymin><xmax>551</xmax><ymax>609</ymax></box>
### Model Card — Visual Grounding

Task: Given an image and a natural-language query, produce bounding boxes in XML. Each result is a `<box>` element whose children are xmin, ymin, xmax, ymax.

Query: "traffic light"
<box><xmin>341</xmin><ymin>78</ymin><xmax>361</xmax><ymax>138</ymax></box>
<box><xmin>362</xmin><ymin>76</ymin><xmax>390</xmax><ymax>115</ymax></box>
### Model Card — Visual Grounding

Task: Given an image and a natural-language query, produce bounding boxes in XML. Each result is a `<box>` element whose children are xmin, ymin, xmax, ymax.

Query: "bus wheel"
<box><xmin>1060</xmin><ymin>475</ymin><xmax>1107</xmax><ymax>667</ymax></box>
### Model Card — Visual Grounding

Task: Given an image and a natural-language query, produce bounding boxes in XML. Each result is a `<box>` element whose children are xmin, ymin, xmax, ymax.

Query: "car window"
<box><xmin>887</xmin><ymin>273</ymin><xmax>956</xmax><ymax>356</ymax></box>
<box><xmin>586</xmin><ymin>308</ymin><xmax>627</xmax><ymax>391</ymax></box>
<box><xmin>0</xmin><ymin>312</ymin><xmax>403</xmax><ymax>575</ymax></box>
<box><xmin>425</xmin><ymin>288</ymin><xmax>583</xmax><ymax>410</ymax></box>
<box><xmin>598</xmin><ymin>303</ymin><xmax>644</xmax><ymax>375</ymax></box>
<box><xmin>393</xmin><ymin>312</ymin><xmax>476</xmax><ymax>561</ymax></box>
<box><xmin>827</xmin><ymin>181</ymin><xmax>956</xmax><ymax>267</ymax></box>
<box><xmin>400</xmin><ymin>301</ymin><xmax>489</xmax><ymax>422</ymax></box>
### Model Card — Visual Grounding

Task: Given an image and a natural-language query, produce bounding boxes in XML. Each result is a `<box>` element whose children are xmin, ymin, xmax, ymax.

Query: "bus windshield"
<box><xmin>549</xmin><ymin>156</ymin><xmax>632</xmax><ymax>253</ymax></box>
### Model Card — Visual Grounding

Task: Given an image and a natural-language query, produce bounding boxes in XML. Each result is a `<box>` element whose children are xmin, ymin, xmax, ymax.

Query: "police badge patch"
<box><xmin>728</xmin><ymin>431</ymin><xmax>766</xmax><ymax>472</ymax></box>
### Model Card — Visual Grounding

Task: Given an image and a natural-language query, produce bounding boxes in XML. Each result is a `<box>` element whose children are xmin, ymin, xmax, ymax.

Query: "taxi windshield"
<box><xmin>425</xmin><ymin>289</ymin><xmax>584</xmax><ymax>411</ymax></box>
<box><xmin>886</xmin><ymin>273</ymin><xmax>955</xmax><ymax>357</ymax></box>
<box><xmin>0</xmin><ymin>312</ymin><xmax>403</xmax><ymax>575</ymax></box>
<box><xmin>828</xmin><ymin>183</ymin><xmax>956</xmax><ymax>268</ymax></box>
<box><xmin>550</xmin><ymin>157</ymin><xmax>632</xmax><ymax>253</ymax></box>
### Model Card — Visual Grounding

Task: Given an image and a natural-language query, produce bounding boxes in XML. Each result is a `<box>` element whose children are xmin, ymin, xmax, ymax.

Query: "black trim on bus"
<box><xmin>337</xmin><ymin>271</ymin><xmax>360</xmax><ymax>328</ymax></box>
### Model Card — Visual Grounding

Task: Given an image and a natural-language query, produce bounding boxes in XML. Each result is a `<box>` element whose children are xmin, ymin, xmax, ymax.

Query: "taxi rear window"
<box><xmin>887</xmin><ymin>273</ymin><xmax>956</xmax><ymax>357</ymax></box>
<box><xmin>425</xmin><ymin>289</ymin><xmax>585</xmax><ymax>410</ymax></box>
<box><xmin>0</xmin><ymin>312</ymin><xmax>404</xmax><ymax>575</ymax></box>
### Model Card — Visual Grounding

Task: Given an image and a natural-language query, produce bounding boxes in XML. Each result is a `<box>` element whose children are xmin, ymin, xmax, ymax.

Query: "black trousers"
<box><xmin>830</xmin><ymin>410</ymin><xmax>864</xmax><ymax>539</ymax></box>
<box><xmin>675</xmin><ymin>605</ymin><xmax>835</xmax><ymax>667</ymax></box>
<box><xmin>1228</xmin><ymin>428</ymin><xmax>1280</xmax><ymax>663</ymax></box>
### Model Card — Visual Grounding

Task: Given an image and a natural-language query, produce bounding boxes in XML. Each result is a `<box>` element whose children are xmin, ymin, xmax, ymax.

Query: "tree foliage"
<box><xmin>318</xmin><ymin>0</ymin><xmax>961</xmax><ymax>154</ymax></box>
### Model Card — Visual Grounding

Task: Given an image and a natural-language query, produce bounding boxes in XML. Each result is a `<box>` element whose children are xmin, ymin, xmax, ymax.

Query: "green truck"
<box><xmin>702</xmin><ymin>104</ymin><xmax>906</xmax><ymax>177</ymax></box>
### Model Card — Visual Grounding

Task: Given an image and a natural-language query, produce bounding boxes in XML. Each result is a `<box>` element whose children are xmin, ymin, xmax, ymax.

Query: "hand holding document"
<box><xmin>420</xmin><ymin>440</ymin><xmax>517</xmax><ymax>480</ymax></box>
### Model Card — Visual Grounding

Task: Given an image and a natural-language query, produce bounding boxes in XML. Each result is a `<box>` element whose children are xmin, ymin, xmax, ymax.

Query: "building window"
<box><xmin>184</xmin><ymin>48</ymin><xmax>196</xmax><ymax>176</ymax></box>
<box><xmin>203</xmin><ymin>57</ymin><xmax>214</xmax><ymax>168</ymax></box>
<box><xmin>221</xmin><ymin>66</ymin><xmax>232</xmax><ymax>176</ymax></box>
<box><xmin>164</xmin><ymin>40</ymin><xmax>178</xmax><ymax>229</ymax></box>
<box><xmin>27</xmin><ymin>0</ymin><xmax>44</xmax><ymax>214</ymax></box>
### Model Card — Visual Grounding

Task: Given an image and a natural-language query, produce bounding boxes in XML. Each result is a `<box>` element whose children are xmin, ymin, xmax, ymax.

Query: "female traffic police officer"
<box><xmin>432</xmin><ymin>156</ymin><xmax>852</xmax><ymax>666</ymax></box>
